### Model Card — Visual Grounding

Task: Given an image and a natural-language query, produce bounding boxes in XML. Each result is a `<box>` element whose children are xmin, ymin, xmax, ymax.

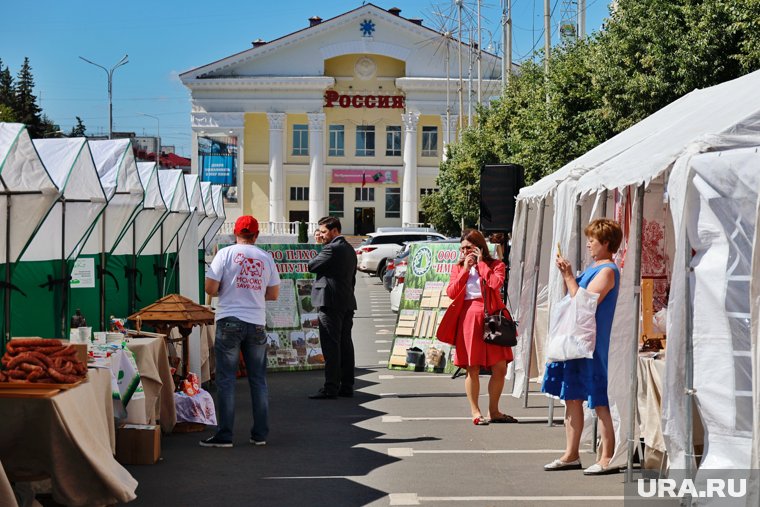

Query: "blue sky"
<box><xmin>1</xmin><ymin>1</ymin><xmax>612</xmax><ymax>156</ymax></box>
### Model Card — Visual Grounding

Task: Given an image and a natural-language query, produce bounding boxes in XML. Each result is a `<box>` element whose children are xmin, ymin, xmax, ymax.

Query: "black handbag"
<box><xmin>482</xmin><ymin>279</ymin><xmax>517</xmax><ymax>347</ymax></box>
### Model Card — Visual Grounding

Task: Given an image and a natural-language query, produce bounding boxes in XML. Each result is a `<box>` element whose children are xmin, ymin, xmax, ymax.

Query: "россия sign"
<box><xmin>324</xmin><ymin>90</ymin><xmax>405</xmax><ymax>109</ymax></box>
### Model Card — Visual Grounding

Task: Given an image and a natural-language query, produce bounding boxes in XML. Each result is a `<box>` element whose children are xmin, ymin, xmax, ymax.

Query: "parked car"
<box><xmin>382</xmin><ymin>249</ymin><xmax>410</xmax><ymax>291</ymax></box>
<box><xmin>389</xmin><ymin>262</ymin><xmax>406</xmax><ymax>312</ymax></box>
<box><xmin>356</xmin><ymin>230</ymin><xmax>446</xmax><ymax>278</ymax></box>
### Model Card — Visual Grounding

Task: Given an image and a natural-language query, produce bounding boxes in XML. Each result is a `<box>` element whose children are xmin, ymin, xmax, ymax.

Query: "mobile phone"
<box><xmin>556</xmin><ymin>242</ymin><xmax>562</xmax><ymax>257</ymax></box>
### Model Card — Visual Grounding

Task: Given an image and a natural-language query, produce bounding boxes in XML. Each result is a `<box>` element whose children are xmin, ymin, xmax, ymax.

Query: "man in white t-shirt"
<box><xmin>200</xmin><ymin>215</ymin><xmax>280</xmax><ymax>448</ymax></box>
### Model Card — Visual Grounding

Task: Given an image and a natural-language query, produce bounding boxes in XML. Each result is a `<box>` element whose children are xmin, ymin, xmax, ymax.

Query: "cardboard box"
<box><xmin>116</xmin><ymin>424</ymin><xmax>161</xmax><ymax>465</ymax></box>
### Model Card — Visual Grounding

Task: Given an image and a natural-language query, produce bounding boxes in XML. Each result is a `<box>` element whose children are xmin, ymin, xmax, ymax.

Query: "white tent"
<box><xmin>550</xmin><ymin>70</ymin><xmax>760</xmax><ymax>474</ymax></box>
<box><xmin>511</xmin><ymin>69</ymin><xmax>760</xmax><ymax>489</ymax></box>
<box><xmin>201</xmin><ymin>185</ymin><xmax>226</xmax><ymax>249</ymax></box>
<box><xmin>24</xmin><ymin>139</ymin><xmax>107</xmax><ymax>262</ymax></box>
<box><xmin>666</xmin><ymin>141</ymin><xmax>760</xmax><ymax>498</ymax></box>
<box><xmin>509</xmin><ymin>87</ymin><xmax>708</xmax><ymax>402</ymax></box>
<box><xmin>0</xmin><ymin>123</ymin><xmax>59</xmax><ymax>340</ymax></box>
<box><xmin>197</xmin><ymin>182</ymin><xmax>217</xmax><ymax>246</ymax></box>
<box><xmin>113</xmin><ymin>162</ymin><xmax>169</xmax><ymax>257</ymax></box>
<box><xmin>76</xmin><ymin>139</ymin><xmax>144</xmax><ymax>328</ymax></box>
<box><xmin>141</xmin><ymin>169</ymin><xmax>190</xmax><ymax>296</ymax></box>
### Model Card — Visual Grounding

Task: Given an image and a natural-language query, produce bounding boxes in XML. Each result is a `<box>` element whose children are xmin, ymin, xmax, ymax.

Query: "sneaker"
<box><xmin>199</xmin><ymin>435</ymin><xmax>233</xmax><ymax>448</ymax></box>
<box><xmin>249</xmin><ymin>439</ymin><xmax>266</xmax><ymax>446</ymax></box>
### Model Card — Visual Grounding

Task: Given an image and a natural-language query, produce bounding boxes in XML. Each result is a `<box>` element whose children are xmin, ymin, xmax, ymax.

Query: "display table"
<box><xmin>127</xmin><ymin>336</ymin><xmax>177</xmax><ymax>433</ymax></box>
<box><xmin>636</xmin><ymin>355</ymin><xmax>704</xmax><ymax>470</ymax></box>
<box><xmin>0</xmin><ymin>368</ymin><xmax>138</xmax><ymax>506</ymax></box>
<box><xmin>636</xmin><ymin>355</ymin><xmax>667</xmax><ymax>469</ymax></box>
<box><xmin>0</xmin><ymin>461</ymin><xmax>17</xmax><ymax>507</ymax></box>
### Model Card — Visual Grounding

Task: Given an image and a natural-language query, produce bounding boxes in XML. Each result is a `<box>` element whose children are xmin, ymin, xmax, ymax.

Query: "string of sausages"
<box><xmin>0</xmin><ymin>339</ymin><xmax>87</xmax><ymax>384</ymax></box>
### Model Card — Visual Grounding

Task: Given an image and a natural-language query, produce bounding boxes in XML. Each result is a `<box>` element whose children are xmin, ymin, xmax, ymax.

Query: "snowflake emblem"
<box><xmin>360</xmin><ymin>19</ymin><xmax>375</xmax><ymax>37</ymax></box>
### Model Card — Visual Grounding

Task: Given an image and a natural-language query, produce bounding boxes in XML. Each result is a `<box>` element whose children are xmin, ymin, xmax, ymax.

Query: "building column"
<box><xmin>266</xmin><ymin>112</ymin><xmax>286</xmax><ymax>222</ymax></box>
<box><xmin>442</xmin><ymin>113</ymin><xmax>458</xmax><ymax>161</ymax></box>
<box><xmin>307</xmin><ymin>112</ymin><xmax>325</xmax><ymax>224</ymax></box>
<box><xmin>401</xmin><ymin>111</ymin><xmax>420</xmax><ymax>226</ymax></box>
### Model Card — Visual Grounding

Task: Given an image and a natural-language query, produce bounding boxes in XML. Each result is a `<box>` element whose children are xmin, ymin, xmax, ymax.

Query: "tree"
<box><xmin>14</xmin><ymin>57</ymin><xmax>43</xmax><ymax>137</ymax></box>
<box><xmin>0</xmin><ymin>58</ymin><xmax>14</xmax><ymax>114</ymax></box>
<box><xmin>69</xmin><ymin>116</ymin><xmax>87</xmax><ymax>137</ymax></box>
<box><xmin>0</xmin><ymin>104</ymin><xmax>15</xmax><ymax>123</ymax></box>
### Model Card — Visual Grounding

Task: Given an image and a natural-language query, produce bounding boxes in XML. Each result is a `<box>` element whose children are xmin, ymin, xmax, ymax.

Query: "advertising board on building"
<box><xmin>199</xmin><ymin>135</ymin><xmax>238</xmax><ymax>204</ymax></box>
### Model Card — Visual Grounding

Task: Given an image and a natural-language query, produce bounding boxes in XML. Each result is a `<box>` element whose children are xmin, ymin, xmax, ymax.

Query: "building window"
<box><xmin>329</xmin><ymin>187</ymin><xmax>344</xmax><ymax>217</ymax></box>
<box><xmin>292</xmin><ymin>124</ymin><xmax>308</xmax><ymax>156</ymax></box>
<box><xmin>421</xmin><ymin>126</ymin><xmax>438</xmax><ymax>157</ymax></box>
<box><xmin>355</xmin><ymin>187</ymin><xmax>375</xmax><ymax>202</ymax></box>
<box><xmin>385</xmin><ymin>126</ymin><xmax>401</xmax><ymax>156</ymax></box>
<box><xmin>385</xmin><ymin>188</ymin><xmax>400</xmax><ymax>218</ymax></box>
<box><xmin>329</xmin><ymin>125</ymin><xmax>344</xmax><ymax>156</ymax></box>
<box><xmin>290</xmin><ymin>187</ymin><xmax>309</xmax><ymax>201</ymax></box>
<box><xmin>355</xmin><ymin>126</ymin><xmax>375</xmax><ymax>157</ymax></box>
<box><xmin>420</xmin><ymin>188</ymin><xmax>438</xmax><ymax>197</ymax></box>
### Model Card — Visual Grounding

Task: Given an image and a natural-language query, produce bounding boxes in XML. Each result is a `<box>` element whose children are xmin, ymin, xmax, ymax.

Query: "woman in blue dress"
<box><xmin>542</xmin><ymin>219</ymin><xmax>622</xmax><ymax>475</ymax></box>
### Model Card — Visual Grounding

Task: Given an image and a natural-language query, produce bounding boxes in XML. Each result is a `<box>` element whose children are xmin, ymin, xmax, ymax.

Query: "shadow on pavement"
<box><xmin>123</xmin><ymin>367</ymin><xmax>397</xmax><ymax>506</ymax></box>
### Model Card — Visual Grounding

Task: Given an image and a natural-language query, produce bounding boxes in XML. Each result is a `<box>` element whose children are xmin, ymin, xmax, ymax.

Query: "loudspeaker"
<box><xmin>480</xmin><ymin>164</ymin><xmax>524</xmax><ymax>233</ymax></box>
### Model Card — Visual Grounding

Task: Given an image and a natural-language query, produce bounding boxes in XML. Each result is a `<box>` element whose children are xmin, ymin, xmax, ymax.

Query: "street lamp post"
<box><xmin>79</xmin><ymin>54</ymin><xmax>129</xmax><ymax>139</ymax></box>
<box><xmin>138</xmin><ymin>113</ymin><xmax>160</xmax><ymax>167</ymax></box>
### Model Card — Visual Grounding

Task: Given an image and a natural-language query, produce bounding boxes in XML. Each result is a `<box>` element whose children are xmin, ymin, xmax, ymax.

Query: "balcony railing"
<box><xmin>219</xmin><ymin>221</ymin><xmax>318</xmax><ymax>236</ymax></box>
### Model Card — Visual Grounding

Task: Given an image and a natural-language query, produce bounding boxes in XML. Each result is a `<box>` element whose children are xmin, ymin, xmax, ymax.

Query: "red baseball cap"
<box><xmin>234</xmin><ymin>215</ymin><xmax>259</xmax><ymax>235</ymax></box>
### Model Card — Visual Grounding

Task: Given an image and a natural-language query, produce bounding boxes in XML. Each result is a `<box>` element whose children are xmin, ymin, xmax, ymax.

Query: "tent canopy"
<box><xmin>575</xmin><ymin>69</ymin><xmax>760</xmax><ymax>197</ymax></box>
<box><xmin>0</xmin><ymin>123</ymin><xmax>59</xmax><ymax>264</ymax></box>
<box><xmin>197</xmin><ymin>182</ymin><xmax>218</xmax><ymax>246</ymax></box>
<box><xmin>82</xmin><ymin>139</ymin><xmax>144</xmax><ymax>255</ymax></box>
<box><xmin>23</xmin><ymin>138</ymin><xmax>107</xmax><ymax>262</ymax></box>
<box><xmin>113</xmin><ymin>162</ymin><xmax>168</xmax><ymax>256</ymax></box>
<box><xmin>201</xmin><ymin>184</ymin><xmax>226</xmax><ymax>248</ymax></box>
<box><xmin>141</xmin><ymin>169</ymin><xmax>190</xmax><ymax>256</ymax></box>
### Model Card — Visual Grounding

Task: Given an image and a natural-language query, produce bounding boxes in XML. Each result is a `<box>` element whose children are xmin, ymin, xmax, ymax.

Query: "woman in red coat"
<box><xmin>436</xmin><ymin>229</ymin><xmax>515</xmax><ymax>425</ymax></box>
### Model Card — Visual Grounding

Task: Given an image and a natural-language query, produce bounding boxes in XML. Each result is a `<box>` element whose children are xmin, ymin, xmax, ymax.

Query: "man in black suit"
<box><xmin>307</xmin><ymin>216</ymin><xmax>357</xmax><ymax>399</ymax></box>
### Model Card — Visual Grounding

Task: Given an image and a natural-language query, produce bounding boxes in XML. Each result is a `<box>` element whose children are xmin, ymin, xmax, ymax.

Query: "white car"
<box><xmin>389</xmin><ymin>263</ymin><xmax>406</xmax><ymax>312</ymax></box>
<box><xmin>356</xmin><ymin>230</ymin><xmax>446</xmax><ymax>278</ymax></box>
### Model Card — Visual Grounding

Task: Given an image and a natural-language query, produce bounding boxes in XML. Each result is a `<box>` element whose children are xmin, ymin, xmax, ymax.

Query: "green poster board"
<box><xmin>386</xmin><ymin>242</ymin><xmax>462</xmax><ymax>373</ymax></box>
<box><xmin>258</xmin><ymin>244</ymin><xmax>324</xmax><ymax>372</ymax></box>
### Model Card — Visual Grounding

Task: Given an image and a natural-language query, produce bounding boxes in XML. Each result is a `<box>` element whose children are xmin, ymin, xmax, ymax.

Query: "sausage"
<box><xmin>33</xmin><ymin>376</ymin><xmax>55</xmax><ymax>383</ymax></box>
<box><xmin>50</xmin><ymin>345</ymin><xmax>76</xmax><ymax>357</ymax></box>
<box><xmin>26</xmin><ymin>369</ymin><xmax>46</xmax><ymax>381</ymax></box>
<box><xmin>9</xmin><ymin>339</ymin><xmax>62</xmax><ymax>347</ymax></box>
<box><xmin>7</xmin><ymin>354</ymin><xmax>44</xmax><ymax>370</ymax></box>
<box><xmin>47</xmin><ymin>367</ymin><xmax>80</xmax><ymax>384</ymax></box>
<box><xmin>19</xmin><ymin>363</ymin><xmax>43</xmax><ymax>373</ymax></box>
<box><xmin>0</xmin><ymin>371</ymin><xmax>6</xmax><ymax>382</ymax></box>
<box><xmin>6</xmin><ymin>369</ymin><xmax>28</xmax><ymax>379</ymax></box>
<box><xmin>28</xmin><ymin>351</ymin><xmax>54</xmax><ymax>368</ymax></box>
<box><xmin>28</xmin><ymin>346</ymin><xmax>65</xmax><ymax>355</ymax></box>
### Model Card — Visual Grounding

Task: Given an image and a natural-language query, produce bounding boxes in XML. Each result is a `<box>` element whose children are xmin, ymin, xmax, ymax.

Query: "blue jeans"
<box><xmin>214</xmin><ymin>317</ymin><xmax>269</xmax><ymax>442</ymax></box>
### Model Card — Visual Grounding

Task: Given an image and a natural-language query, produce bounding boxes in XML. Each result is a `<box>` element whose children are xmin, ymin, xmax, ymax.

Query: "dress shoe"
<box><xmin>308</xmin><ymin>389</ymin><xmax>337</xmax><ymax>399</ymax></box>
<box><xmin>543</xmin><ymin>458</ymin><xmax>582</xmax><ymax>471</ymax></box>
<box><xmin>337</xmin><ymin>389</ymin><xmax>354</xmax><ymax>398</ymax></box>
<box><xmin>583</xmin><ymin>463</ymin><xmax>619</xmax><ymax>475</ymax></box>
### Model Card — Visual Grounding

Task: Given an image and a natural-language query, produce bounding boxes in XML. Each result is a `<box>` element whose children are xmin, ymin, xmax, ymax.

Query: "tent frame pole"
<box><xmin>100</xmin><ymin>214</ymin><xmax>107</xmax><ymax>331</ymax></box>
<box><xmin>60</xmin><ymin>199</ymin><xmax>67</xmax><ymax>340</ymax></box>
<box><xmin>4</xmin><ymin>195</ymin><xmax>11</xmax><ymax>349</ymax></box>
<box><xmin>626</xmin><ymin>183</ymin><xmax>645</xmax><ymax>482</ymax></box>
<box><xmin>523</xmin><ymin>198</ymin><xmax>546</xmax><ymax>408</ymax></box>
<box><xmin>684</xmin><ymin>218</ymin><xmax>695</xmax><ymax>481</ymax></box>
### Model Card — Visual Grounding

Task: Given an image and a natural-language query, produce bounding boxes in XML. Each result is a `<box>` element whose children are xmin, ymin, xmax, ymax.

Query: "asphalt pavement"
<box><xmin>123</xmin><ymin>273</ymin><xmax>627</xmax><ymax>507</ymax></box>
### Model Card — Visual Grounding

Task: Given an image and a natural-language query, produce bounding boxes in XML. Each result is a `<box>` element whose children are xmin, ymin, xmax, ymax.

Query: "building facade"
<box><xmin>180</xmin><ymin>4</ymin><xmax>501</xmax><ymax>234</ymax></box>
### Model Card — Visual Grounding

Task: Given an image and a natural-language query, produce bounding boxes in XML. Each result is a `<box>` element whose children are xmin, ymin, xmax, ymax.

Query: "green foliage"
<box><xmin>14</xmin><ymin>57</ymin><xmax>43</xmax><ymax>136</ymax></box>
<box><xmin>422</xmin><ymin>0</ymin><xmax>760</xmax><ymax>236</ymax></box>
<box><xmin>297</xmin><ymin>221</ymin><xmax>308</xmax><ymax>243</ymax></box>
<box><xmin>69</xmin><ymin>116</ymin><xmax>87</xmax><ymax>137</ymax></box>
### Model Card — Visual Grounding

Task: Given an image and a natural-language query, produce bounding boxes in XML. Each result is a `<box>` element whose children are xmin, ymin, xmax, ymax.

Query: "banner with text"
<box><xmin>259</xmin><ymin>244</ymin><xmax>324</xmax><ymax>372</ymax></box>
<box><xmin>386</xmin><ymin>242</ymin><xmax>462</xmax><ymax>373</ymax></box>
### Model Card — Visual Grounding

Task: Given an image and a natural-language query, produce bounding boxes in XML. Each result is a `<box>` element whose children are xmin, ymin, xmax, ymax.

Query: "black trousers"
<box><xmin>318</xmin><ymin>307</ymin><xmax>355</xmax><ymax>394</ymax></box>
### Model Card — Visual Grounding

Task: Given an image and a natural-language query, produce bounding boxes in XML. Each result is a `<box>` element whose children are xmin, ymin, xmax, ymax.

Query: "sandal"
<box><xmin>489</xmin><ymin>413</ymin><xmax>518</xmax><ymax>424</ymax></box>
<box><xmin>473</xmin><ymin>416</ymin><xmax>489</xmax><ymax>426</ymax></box>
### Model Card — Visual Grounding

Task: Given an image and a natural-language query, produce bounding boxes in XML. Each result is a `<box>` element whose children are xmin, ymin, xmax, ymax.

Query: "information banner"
<box><xmin>259</xmin><ymin>244</ymin><xmax>324</xmax><ymax>372</ymax></box>
<box><xmin>386</xmin><ymin>242</ymin><xmax>462</xmax><ymax>373</ymax></box>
